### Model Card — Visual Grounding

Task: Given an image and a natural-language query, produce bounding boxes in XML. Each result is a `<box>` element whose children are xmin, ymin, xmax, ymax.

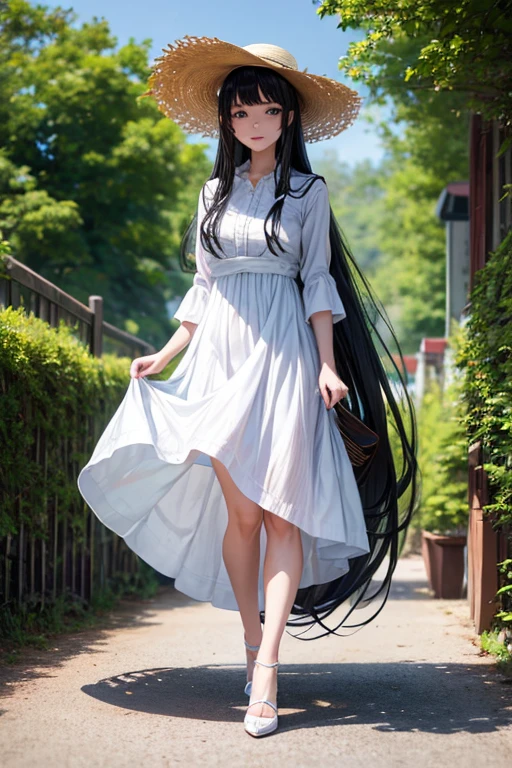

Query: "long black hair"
<box><xmin>180</xmin><ymin>65</ymin><xmax>419</xmax><ymax>640</ymax></box>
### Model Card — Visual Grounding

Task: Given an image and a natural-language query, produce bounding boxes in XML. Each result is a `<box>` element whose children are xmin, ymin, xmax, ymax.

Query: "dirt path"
<box><xmin>1</xmin><ymin>554</ymin><xmax>511</xmax><ymax>767</ymax></box>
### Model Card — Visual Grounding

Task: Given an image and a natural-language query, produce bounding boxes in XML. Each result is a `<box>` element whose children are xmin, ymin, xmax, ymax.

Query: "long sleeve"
<box><xmin>299</xmin><ymin>179</ymin><xmax>346</xmax><ymax>325</ymax></box>
<box><xmin>173</xmin><ymin>184</ymin><xmax>213</xmax><ymax>325</ymax></box>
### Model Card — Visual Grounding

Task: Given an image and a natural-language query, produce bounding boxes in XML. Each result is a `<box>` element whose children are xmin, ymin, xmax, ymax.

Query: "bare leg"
<box><xmin>210</xmin><ymin>456</ymin><xmax>263</xmax><ymax>683</ymax></box>
<box><xmin>248</xmin><ymin>511</ymin><xmax>304</xmax><ymax>718</ymax></box>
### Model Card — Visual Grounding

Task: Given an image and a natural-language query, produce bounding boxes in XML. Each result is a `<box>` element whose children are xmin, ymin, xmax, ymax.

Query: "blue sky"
<box><xmin>43</xmin><ymin>0</ymin><xmax>385</xmax><ymax>168</ymax></box>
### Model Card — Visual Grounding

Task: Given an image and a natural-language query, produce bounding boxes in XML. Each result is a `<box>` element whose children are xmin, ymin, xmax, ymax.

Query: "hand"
<box><xmin>130</xmin><ymin>353</ymin><xmax>166</xmax><ymax>379</ymax></box>
<box><xmin>318</xmin><ymin>362</ymin><xmax>349</xmax><ymax>409</ymax></box>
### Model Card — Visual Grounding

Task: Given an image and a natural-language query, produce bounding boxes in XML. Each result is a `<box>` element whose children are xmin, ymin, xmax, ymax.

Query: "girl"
<box><xmin>78</xmin><ymin>37</ymin><xmax>418</xmax><ymax>738</ymax></box>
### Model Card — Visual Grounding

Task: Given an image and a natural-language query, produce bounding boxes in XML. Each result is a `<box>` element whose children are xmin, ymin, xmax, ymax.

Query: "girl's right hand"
<box><xmin>130</xmin><ymin>353</ymin><xmax>167</xmax><ymax>379</ymax></box>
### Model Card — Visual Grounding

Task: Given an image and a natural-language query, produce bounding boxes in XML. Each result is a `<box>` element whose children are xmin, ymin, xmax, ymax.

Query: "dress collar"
<box><xmin>234</xmin><ymin>158</ymin><xmax>283</xmax><ymax>184</ymax></box>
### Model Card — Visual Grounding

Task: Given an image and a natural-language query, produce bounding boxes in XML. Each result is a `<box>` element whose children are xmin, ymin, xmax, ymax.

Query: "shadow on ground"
<box><xmin>0</xmin><ymin>586</ymin><xmax>195</xmax><ymax>695</ymax></box>
<box><xmin>82</xmin><ymin>661</ymin><xmax>512</xmax><ymax>736</ymax></box>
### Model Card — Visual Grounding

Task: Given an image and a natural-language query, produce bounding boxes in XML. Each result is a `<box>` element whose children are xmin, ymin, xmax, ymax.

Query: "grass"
<box><xmin>480</xmin><ymin>628</ymin><xmax>512</xmax><ymax>678</ymax></box>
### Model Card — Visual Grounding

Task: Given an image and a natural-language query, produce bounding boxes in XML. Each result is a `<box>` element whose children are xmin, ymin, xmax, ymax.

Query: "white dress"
<box><xmin>77</xmin><ymin>158</ymin><xmax>370</xmax><ymax>611</ymax></box>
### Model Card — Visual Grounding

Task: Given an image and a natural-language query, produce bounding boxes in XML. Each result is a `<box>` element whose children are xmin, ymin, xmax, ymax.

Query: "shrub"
<box><xmin>0</xmin><ymin>306</ymin><xmax>131</xmax><ymax>538</ymax></box>
<box><xmin>456</xmin><ymin>230</ymin><xmax>512</xmax><ymax>624</ymax></box>
<box><xmin>416</xmin><ymin>374</ymin><xmax>468</xmax><ymax>534</ymax></box>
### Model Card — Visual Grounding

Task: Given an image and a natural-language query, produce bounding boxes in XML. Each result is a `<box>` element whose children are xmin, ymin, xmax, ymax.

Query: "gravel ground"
<box><xmin>1</xmin><ymin>554</ymin><xmax>511</xmax><ymax>767</ymax></box>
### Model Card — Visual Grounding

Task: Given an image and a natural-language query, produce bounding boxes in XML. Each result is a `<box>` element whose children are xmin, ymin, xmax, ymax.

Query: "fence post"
<box><xmin>88</xmin><ymin>296</ymin><xmax>103</xmax><ymax>358</ymax></box>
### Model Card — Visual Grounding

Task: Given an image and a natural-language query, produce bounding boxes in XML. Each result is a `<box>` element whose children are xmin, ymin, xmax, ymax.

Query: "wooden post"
<box><xmin>467</xmin><ymin>441</ymin><xmax>500</xmax><ymax>633</ymax></box>
<box><xmin>62</xmin><ymin>516</ymin><xmax>68</xmax><ymax>595</ymax></box>
<box><xmin>71</xmin><ymin>537</ymin><xmax>76</xmax><ymax>596</ymax></box>
<box><xmin>88</xmin><ymin>296</ymin><xmax>104</xmax><ymax>358</ymax></box>
<box><xmin>30</xmin><ymin>535</ymin><xmax>35</xmax><ymax>600</ymax></box>
<box><xmin>18</xmin><ymin>520</ymin><xmax>24</xmax><ymax>603</ymax></box>
<box><xmin>80</xmin><ymin>539</ymin><xmax>85</xmax><ymax>600</ymax></box>
<box><xmin>41</xmin><ymin>539</ymin><xmax>46</xmax><ymax>609</ymax></box>
<box><xmin>5</xmin><ymin>534</ymin><xmax>11</xmax><ymax>603</ymax></box>
<box><xmin>89</xmin><ymin>510</ymin><xmax>95</xmax><ymax>601</ymax></box>
<box><xmin>52</xmin><ymin>496</ymin><xmax>58</xmax><ymax>600</ymax></box>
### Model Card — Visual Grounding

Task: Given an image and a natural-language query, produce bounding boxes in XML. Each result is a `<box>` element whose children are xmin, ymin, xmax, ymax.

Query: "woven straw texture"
<box><xmin>145</xmin><ymin>35</ymin><xmax>362</xmax><ymax>144</ymax></box>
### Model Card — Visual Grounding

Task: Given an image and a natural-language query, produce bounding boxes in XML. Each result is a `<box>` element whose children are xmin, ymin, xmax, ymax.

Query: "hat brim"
<box><xmin>144</xmin><ymin>35</ymin><xmax>362</xmax><ymax>143</ymax></box>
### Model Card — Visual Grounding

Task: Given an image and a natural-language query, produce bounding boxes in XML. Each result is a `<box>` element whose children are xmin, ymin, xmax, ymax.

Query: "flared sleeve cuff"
<box><xmin>173</xmin><ymin>182</ymin><xmax>213</xmax><ymax>326</ymax></box>
<box><xmin>173</xmin><ymin>284</ymin><xmax>209</xmax><ymax>325</ymax></box>
<box><xmin>300</xmin><ymin>180</ymin><xmax>347</xmax><ymax>325</ymax></box>
<box><xmin>303</xmin><ymin>270</ymin><xmax>347</xmax><ymax>325</ymax></box>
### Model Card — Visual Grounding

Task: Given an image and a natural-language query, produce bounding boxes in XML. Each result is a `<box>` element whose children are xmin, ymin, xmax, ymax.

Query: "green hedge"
<box><xmin>0</xmin><ymin>306</ymin><xmax>132</xmax><ymax>538</ymax></box>
<box><xmin>0</xmin><ymin>306</ymin><xmax>189</xmax><ymax>647</ymax></box>
<box><xmin>456</xmin><ymin>230</ymin><xmax>512</xmax><ymax>624</ymax></box>
<box><xmin>415</xmin><ymin>374</ymin><xmax>468</xmax><ymax>534</ymax></box>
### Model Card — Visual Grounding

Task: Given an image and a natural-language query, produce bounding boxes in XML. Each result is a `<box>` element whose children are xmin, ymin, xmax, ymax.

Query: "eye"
<box><xmin>230</xmin><ymin>107</ymin><xmax>283</xmax><ymax>119</ymax></box>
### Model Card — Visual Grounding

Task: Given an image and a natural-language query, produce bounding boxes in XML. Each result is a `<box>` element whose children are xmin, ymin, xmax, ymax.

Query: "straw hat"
<box><xmin>144</xmin><ymin>35</ymin><xmax>362</xmax><ymax>144</ymax></box>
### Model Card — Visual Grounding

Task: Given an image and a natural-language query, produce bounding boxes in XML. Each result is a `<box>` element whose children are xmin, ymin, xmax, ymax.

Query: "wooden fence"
<box><xmin>0</xmin><ymin>257</ymin><xmax>157</xmax><ymax>614</ymax></box>
<box><xmin>0</xmin><ymin>255</ymin><xmax>155</xmax><ymax>358</ymax></box>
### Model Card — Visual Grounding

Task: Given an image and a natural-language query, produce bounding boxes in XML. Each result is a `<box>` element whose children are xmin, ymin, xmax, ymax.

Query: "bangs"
<box><xmin>224</xmin><ymin>66</ymin><xmax>286</xmax><ymax>107</ymax></box>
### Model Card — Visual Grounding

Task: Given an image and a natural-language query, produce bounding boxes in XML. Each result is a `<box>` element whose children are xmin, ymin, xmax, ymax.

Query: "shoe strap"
<box><xmin>244</xmin><ymin>640</ymin><xmax>261</xmax><ymax>652</ymax></box>
<box><xmin>247</xmin><ymin>699</ymin><xmax>278</xmax><ymax>713</ymax></box>
<box><xmin>254</xmin><ymin>659</ymin><xmax>279</xmax><ymax>668</ymax></box>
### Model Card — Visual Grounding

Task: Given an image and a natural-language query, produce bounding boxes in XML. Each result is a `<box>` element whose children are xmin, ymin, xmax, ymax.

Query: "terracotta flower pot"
<box><xmin>421</xmin><ymin>529</ymin><xmax>467</xmax><ymax>599</ymax></box>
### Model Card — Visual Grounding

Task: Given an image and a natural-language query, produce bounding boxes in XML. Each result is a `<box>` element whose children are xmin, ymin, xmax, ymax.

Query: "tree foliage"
<box><xmin>316</xmin><ymin>2</ymin><xmax>470</xmax><ymax>352</ymax></box>
<box><xmin>369</xmin><ymin>102</ymin><xmax>468</xmax><ymax>352</ymax></box>
<box><xmin>0</xmin><ymin>1</ymin><xmax>210</xmax><ymax>346</ymax></box>
<box><xmin>319</xmin><ymin>107</ymin><xmax>468</xmax><ymax>352</ymax></box>
<box><xmin>318</xmin><ymin>0</ymin><xmax>512</xmax><ymax>126</ymax></box>
<box><xmin>315</xmin><ymin>152</ymin><xmax>385</xmax><ymax>274</ymax></box>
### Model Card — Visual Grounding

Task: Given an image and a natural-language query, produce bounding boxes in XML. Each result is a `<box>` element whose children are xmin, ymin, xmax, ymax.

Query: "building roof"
<box><xmin>446</xmin><ymin>182</ymin><xmax>469</xmax><ymax>197</ymax></box>
<box><xmin>402</xmin><ymin>355</ymin><xmax>418</xmax><ymax>375</ymax></box>
<box><xmin>436</xmin><ymin>182</ymin><xmax>470</xmax><ymax>222</ymax></box>
<box><xmin>420</xmin><ymin>338</ymin><xmax>448</xmax><ymax>354</ymax></box>
<box><xmin>391</xmin><ymin>354</ymin><xmax>418</xmax><ymax>376</ymax></box>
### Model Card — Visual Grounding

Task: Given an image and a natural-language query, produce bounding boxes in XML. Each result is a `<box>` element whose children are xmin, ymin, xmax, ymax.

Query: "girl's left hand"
<box><xmin>318</xmin><ymin>362</ymin><xmax>349</xmax><ymax>409</ymax></box>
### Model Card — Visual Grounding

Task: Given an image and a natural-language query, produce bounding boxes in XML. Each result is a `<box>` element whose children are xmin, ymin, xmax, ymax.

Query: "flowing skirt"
<box><xmin>77</xmin><ymin>271</ymin><xmax>370</xmax><ymax>610</ymax></box>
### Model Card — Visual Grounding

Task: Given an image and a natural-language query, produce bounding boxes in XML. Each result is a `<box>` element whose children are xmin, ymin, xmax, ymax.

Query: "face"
<box><xmin>226</xmin><ymin>85</ymin><xmax>294</xmax><ymax>152</ymax></box>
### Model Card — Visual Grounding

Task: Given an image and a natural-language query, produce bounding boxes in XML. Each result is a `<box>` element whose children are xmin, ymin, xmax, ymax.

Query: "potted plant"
<box><xmin>417</xmin><ymin>377</ymin><xmax>469</xmax><ymax>598</ymax></box>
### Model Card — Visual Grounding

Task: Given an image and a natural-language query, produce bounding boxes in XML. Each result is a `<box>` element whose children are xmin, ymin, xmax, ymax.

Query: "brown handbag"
<box><xmin>333</xmin><ymin>402</ymin><xmax>380</xmax><ymax>468</ymax></box>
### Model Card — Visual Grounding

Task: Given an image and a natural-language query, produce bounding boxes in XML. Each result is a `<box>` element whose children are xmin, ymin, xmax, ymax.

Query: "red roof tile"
<box><xmin>421</xmin><ymin>338</ymin><xmax>448</xmax><ymax>354</ymax></box>
<box><xmin>391</xmin><ymin>354</ymin><xmax>418</xmax><ymax>375</ymax></box>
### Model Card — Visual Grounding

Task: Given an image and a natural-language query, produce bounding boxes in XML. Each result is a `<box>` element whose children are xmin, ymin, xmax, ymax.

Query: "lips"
<box><xmin>251</xmin><ymin>137</ymin><xmax>264</xmax><ymax>140</ymax></box>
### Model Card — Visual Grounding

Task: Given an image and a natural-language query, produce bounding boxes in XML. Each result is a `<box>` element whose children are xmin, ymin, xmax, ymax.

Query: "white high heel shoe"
<box><xmin>244</xmin><ymin>659</ymin><xmax>279</xmax><ymax>737</ymax></box>
<box><xmin>244</xmin><ymin>639</ymin><xmax>260</xmax><ymax>696</ymax></box>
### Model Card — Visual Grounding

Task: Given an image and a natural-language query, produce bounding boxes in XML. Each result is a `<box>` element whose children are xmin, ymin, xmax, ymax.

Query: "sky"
<box><xmin>43</xmin><ymin>0</ymin><xmax>385</xmax><ymax>168</ymax></box>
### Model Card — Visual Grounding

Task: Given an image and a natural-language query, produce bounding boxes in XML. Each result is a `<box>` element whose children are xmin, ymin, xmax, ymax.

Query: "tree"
<box><xmin>315</xmin><ymin>151</ymin><xmax>385</xmax><ymax>273</ymax></box>
<box><xmin>0</xmin><ymin>1</ymin><xmax>210</xmax><ymax>346</ymax></box>
<box><xmin>317</xmin><ymin>0</ymin><xmax>512</xmax><ymax>126</ymax></box>
<box><xmin>315</xmin><ymin>2</ymin><xmax>471</xmax><ymax>351</ymax></box>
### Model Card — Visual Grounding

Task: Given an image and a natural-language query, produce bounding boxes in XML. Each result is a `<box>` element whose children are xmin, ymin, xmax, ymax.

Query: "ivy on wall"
<box><xmin>456</xmin><ymin>231</ymin><xmax>512</xmax><ymax>623</ymax></box>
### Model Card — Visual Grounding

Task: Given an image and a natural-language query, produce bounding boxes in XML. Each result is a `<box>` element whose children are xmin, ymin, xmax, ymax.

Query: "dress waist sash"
<box><xmin>209</xmin><ymin>256</ymin><xmax>299</xmax><ymax>279</ymax></box>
